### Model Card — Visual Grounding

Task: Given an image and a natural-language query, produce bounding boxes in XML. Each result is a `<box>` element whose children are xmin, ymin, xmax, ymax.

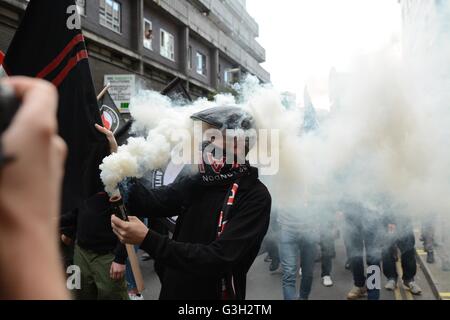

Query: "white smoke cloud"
<box><xmin>99</xmin><ymin>86</ymin><xmax>243</xmax><ymax>195</ymax></box>
<box><xmin>99</xmin><ymin>53</ymin><xmax>450</xmax><ymax>242</ymax></box>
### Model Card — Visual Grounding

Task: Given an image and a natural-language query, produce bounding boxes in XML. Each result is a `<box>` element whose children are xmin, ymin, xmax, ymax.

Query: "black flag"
<box><xmin>98</xmin><ymin>89</ymin><xmax>132</xmax><ymax>145</ymax></box>
<box><xmin>99</xmin><ymin>90</ymin><xmax>127</xmax><ymax>136</ymax></box>
<box><xmin>3</xmin><ymin>0</ymin><xmax>109</xmax><ymax>213</ymax></box>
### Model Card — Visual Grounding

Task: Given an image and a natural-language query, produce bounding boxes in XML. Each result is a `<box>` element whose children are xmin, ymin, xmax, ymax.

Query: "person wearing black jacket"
<box><xmin>60</xmin><ymin>125</ymin><xmax>129</xmax><ymax>300</ymax></box>
<box><xmin>381</xmin><ymin>204</ymin><xmax>422</xmax><ymax>295</ymax></box>
<box><xmin>111</xmin><ymin>106</ymin><xmax>272</xmax><ymax>300</ymax></box>
<box><xmin>61</xmin><ymin>192</ymin><xmax>128</xmax><ymax>300</ymax></box>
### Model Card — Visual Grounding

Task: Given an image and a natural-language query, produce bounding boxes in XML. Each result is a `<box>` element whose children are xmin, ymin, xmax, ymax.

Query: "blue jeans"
<box><xmin>279</xmin><ymin>227</ymin><xmax>317</xmax><ymax>300</ymax></box>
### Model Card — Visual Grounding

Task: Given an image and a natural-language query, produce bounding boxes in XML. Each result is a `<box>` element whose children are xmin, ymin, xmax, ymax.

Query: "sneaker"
<box><xmin>427</xmin><ymin>251</ymin><xmax>435</xmax><ymax>264</ymax></box>
<box><xmin>322</xmin><ymin>276</ymin><xmax>333</xmax><ymax>287</ymax></box>
<box><xmin>298</xmin><ymin>268</ymin><xmax>302</xmax><ymax>276</ymax></box>
<box><xmin>404</xmin><ymin>281</ymin><xmax>422</xmax><ymax>295</ymax></box>
<box><xmin>384</xmin><ymin>279</ymin><xmax>397</xmax><ymax>291</ymax></box>
<box><xmin>128</xmin><ymin>293</ymin><xmax>145</xmax><ymax>300</ymax></box>
<box><xmin>347</xmin><ymin>286</ymin><xmax>367</xmax><ymax>300</ymax></box>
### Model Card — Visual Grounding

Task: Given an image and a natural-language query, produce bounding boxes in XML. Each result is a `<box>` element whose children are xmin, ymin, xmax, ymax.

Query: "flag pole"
<box><xmin>125</xmin><ymin>244</ymin><xmax>146</xmax><ymax>294</ymax></box>
<box><xmin>97</xmin><ymin>83</ymin><xmax>111</xmax><ymax>101</ymax></box>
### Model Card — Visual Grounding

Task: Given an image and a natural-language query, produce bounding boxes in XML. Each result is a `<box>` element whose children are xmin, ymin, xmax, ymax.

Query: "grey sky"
<box><xmin>247</xmin><ymin>0</ymin><xmax>402</xmax><ymax>109</ymax></box>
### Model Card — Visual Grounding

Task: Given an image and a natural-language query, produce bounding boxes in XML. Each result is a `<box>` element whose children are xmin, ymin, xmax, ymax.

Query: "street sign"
<box><xmin>104</xmin><ymin>74</ymin><xmax>136</xmax><ymax>113</ymax></box>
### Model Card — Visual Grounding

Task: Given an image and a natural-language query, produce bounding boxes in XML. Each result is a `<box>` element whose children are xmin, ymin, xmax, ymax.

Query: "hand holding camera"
<box><xmin>0</xmin><ymin>77</ymin><xmax>69</xmax><ymax>300</ymax></box>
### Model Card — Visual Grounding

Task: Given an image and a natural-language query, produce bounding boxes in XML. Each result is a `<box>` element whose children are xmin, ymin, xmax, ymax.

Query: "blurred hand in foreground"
<box><xmin>0</xmin><ymin>77</ymin><xmax>69</xmax><ymax>300</ymax></box>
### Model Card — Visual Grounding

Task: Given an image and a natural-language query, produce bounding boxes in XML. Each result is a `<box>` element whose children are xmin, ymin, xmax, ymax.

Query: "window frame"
<box><xmin>143</xmin><ymin>18</ymin><xmax>153</xmax><ymax>51</ymax></box>
<box><xmin>196</xmin><ymin>51</ymin><xmax>207</xmax><ymax>76</ymax></box>
<box><xmin>224</xmin><ymin>68</ymin><xmax>240</xmax><ymax>85</ymax></box>
<box><xmin>160</xmin><ymin>28</ymin><xmax>175</xmax><ymax>62</ymax></box>
<box><xmin>99</xmin><ymin>0</ymin><xmax>122</xmax><ymax>35</ymax></box>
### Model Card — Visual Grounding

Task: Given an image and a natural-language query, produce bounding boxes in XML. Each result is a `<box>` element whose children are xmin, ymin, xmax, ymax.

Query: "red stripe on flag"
<box><xmin>0</xmin><ymin>50</ymin><xmax>5</xmax><ymax>66</ymax></box>
<box><xmin>36</xmin><ymin>34</ymin><xmax>85</xmax><ymax>79</ymax></box>
<box><xmin>52</xmin><ymin>50</ymin><xmax>88</xmax><ymax>87</ymax></box>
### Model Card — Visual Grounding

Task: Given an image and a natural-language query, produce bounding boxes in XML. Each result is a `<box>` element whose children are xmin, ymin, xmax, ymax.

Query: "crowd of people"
<box><xmin>262</xmin><ymin>201</ymin><xmax>450</xmax><ymax>300</ymax></box>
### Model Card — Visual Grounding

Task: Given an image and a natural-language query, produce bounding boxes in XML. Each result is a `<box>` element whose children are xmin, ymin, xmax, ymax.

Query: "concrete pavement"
<box><xmin>414</xmin><ymin>229</ymin><xmax>450</xmax><ymax>300</ymax></box>
<box><xmin>246</xmin><ymin>236</ymin><xmax>435</xmax><ymax>300</ymax></box>
<box><xmin>139</xmin><ymin>235</ymin><xmax>437</xmax><ymax>300</ymax></box>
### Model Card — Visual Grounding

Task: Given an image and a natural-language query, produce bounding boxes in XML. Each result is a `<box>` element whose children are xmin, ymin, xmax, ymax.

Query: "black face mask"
<box><xmin>197</xmin><ymin>141</ymin><xmax>251</xmax><ymax>186</ymax></box>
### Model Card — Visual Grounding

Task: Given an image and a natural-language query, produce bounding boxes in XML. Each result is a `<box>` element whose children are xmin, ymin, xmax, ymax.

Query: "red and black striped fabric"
<box><xmin>3</xmin><ymin>0</ymin><xmax>109</xmax><ymax>214</ymax></box>
<box><xmin>217</xmin><ymin>181</ymin><xmax>241</xmax><ymax>300</ymax></box>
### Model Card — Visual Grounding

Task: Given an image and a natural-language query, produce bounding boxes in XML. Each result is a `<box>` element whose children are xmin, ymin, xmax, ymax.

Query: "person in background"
<box><xmin>262</xmin><ymin>209</ymin><xmax>280</xmax><ymax>272</ymax></box>
<box><xmin>338</xmin><ymin>212</ymin><xmax>352</xmax><ymax>271</ymax></box>
<box><xmin>125</xmin><ymin>245</ymin><xmax>144</xmax><ymax>300</ymax></box>
<box><xmin>343</xmin><ymin>201</ymin><xmax>383</xmax><ymax>300</ymax></box>
<box><xmin>421</xmin><ymin>215</ymin><xmax>436</xmax><ymax>264</ymax></box>
<box><xmin>0</xmin><ymin>77</ymin><xmax>68</xmax><ymax>300</ymax></box>
<box><xmin>319</xmin><ymin>211</ymin><xmax>337</xmax><ymax>287</ymax></box>
<box><xmin>382</xmin><ymin>207</ymin><xmax>422</xmax><ymax>295</ymax></box>
<box><xmin>278</xmin><ymin>202</ymin><xmax>318</xmax><ymax>300</ymax></box>
<box><xmin>60</xmin><ymin>124</ymin><xmax>129</xmax><ymax>300</ymax></box>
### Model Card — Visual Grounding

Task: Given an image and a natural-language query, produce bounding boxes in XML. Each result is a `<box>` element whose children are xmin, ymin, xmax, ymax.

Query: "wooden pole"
<box><xmin>125</xmin><ymin>244</ymin><xmax>146</xmax><ymax>294</ymax></box>
<box><xmin>109</xmin><ymin>196</ymin><xmax>146</xmax><ymax>294</ymax></box>
<box><xmin>97</xmin><ymin>83</ymin><xmax>111</xmax><ymax>101</ymax></box>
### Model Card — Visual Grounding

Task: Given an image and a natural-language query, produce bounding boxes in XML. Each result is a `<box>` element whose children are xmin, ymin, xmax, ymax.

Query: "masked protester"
<box><xmin>111</xmin><ymin>106</ymin><xmax>272</xmax><ymax>300</ymax></box>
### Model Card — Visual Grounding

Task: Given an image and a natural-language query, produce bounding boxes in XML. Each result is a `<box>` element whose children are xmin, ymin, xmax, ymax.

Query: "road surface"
<box><xmin>140</xmin><ymin>234</ymin><xmax>437</xmax><ymax>300</ymax></box>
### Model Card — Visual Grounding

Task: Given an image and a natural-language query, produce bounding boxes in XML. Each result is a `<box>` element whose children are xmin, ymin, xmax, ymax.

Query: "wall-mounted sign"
<box><xmin>104</xmin><ymin>74</ymin><xmax>136</xmax><ymax>113</ymax></box>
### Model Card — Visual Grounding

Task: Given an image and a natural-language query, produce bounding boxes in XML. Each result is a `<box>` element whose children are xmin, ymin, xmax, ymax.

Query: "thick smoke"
<box><xmin>250</xmin><ymin>49</ymin><xmax>450</xmax><ymax>236</ymax></box>
<box><xmin>99</xmin><ymin>89</ymin><xmax>238</xmax><ymax>195</ymax></box>
<box><xmin>100</xmin><ymin>48</ymin><xmax>450</xmax><ymax>253</ymax></box>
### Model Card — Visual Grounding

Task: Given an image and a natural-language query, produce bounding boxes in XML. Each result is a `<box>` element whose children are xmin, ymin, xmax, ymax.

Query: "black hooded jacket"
<box><xmin>60</xmin><ymin>192</ymin><xmax>127</xmax><ymax>264</ymax></box>
<box><xmin>126</xmin><ymin>167</ymin><xmax>271</xmax><ymax>300</ymax></box>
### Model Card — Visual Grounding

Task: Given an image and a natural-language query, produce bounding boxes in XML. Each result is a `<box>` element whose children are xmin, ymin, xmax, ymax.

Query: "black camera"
<box><xmin>0</xmin><ymin>83</ymin><xmax>20</xmax><ymax>136</ymax></box>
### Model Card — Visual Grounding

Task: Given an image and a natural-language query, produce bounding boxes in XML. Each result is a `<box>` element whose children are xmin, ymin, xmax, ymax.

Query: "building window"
<box><xmin>99</xmin><ymin>0</ymin><xmax>121</xmax><ymax>34</ymax></box>
<box><xmin>224</xmin><ymin>68</ymin><xmax>240</xmax><ymax>85</ymax></box>
<box><xmin>188</xmin><ymin>46</ymin><xmax>193</xmax><ymax>69</ymax></box>
<box><xmin>76</xmin><ymin>0</ymin><xmax>86</xmax><ymax>16</ymax></box>
<box><xmin>143</xmin><ymin>19</ymin><xmax>153</xmax><ymax>50</ymax></box>
<box><xmin>224</xmin><ymin>70</ymin><xmax>229</xmax><ymax>84</ymax></box>
<box><xmin>196</xmin><ymin>52</ymin><xmax>207</xmax><ymax>76</ymax></box>
<box><xmin>160</xmin><ymin>29</ymin><xmax>175</xmax><ymax>61</ymax></box>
